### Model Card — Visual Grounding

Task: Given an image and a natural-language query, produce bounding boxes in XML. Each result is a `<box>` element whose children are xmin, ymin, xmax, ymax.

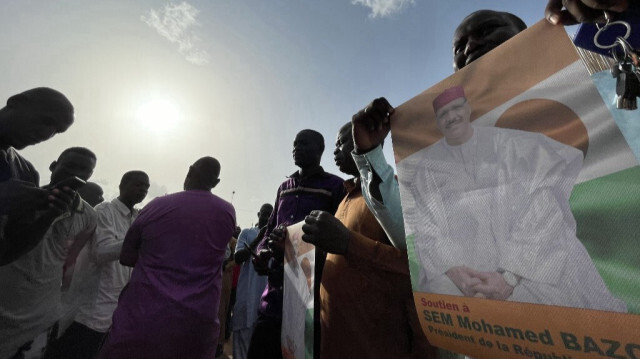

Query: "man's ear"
<box><xmin>211</xmin><ymin>178</ymin><xmax>221</xmax><ymax>189</ymax></box>
<box><xmin>49</xmin><ymin>160</ymin><xmax>57</xmax><ymax>172</ymax></box>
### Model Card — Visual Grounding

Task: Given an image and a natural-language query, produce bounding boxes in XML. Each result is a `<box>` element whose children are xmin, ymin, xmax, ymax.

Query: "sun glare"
<box><xmin>136</xmin><ymin>99</ymin><xmax>181</xmax><ymax>133</ymax></box>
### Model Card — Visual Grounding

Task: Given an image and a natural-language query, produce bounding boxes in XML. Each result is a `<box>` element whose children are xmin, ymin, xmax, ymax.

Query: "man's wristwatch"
<box><xmin>497</xmin><ymin>268</ymin><xmax>520</xmax><ymax>287</ymax></box>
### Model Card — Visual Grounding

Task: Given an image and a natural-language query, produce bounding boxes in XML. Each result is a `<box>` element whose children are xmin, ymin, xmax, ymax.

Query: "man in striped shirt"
<box><xmin>247</xmin><ymin>129</ymin><xmax>344</xmax><ymax>359</ymax></box>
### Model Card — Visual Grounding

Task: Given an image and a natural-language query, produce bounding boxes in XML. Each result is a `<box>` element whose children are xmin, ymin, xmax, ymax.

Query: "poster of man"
<box><xmin>398</xmin><ymin>84</ymin><xmax>626</xmax><ymax>311</ymax></box>
<box><xmin>389</xmin><ymin>20</ymin><xmax>640</xmax><ymax>359</ymax></box>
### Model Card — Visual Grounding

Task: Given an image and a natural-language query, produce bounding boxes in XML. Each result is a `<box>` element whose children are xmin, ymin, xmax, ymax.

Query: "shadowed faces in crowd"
<box><xmin>258</xmin><ymin>203</ymin><xmax>274</xmax><ymax>228</ymax></box>
<box><xmin>453</xmin><ymin>10</ymin><xmax>527</xmax><ymax>72</ymax></box>
<box><xmin>293</xmin><ymin>129</ymin><xmax>324</xmax><ymax>171</ymax></box>
<box><xmin>77</xmin><ymin>182</ymin><xmax>104</xmax><ymax>207</ymax></box>
<box><xmin>0</xmin><ymin>87</ymin><xmax>74</xmax><ymax>150</ymax></box>
<box><xmin>184</xmin><ymin>156</ymin><xmax>221</xmax><ymax>191</ymax></box>
<box><xmin>49</xmin><ymin>147</ymin><xmax>97</xmax><ymax>186</ymax></box>
<box><xmin>333</xmin><ymin>123</ymin><xmax>359</xmax><ymax>177</ymax></box>
<box><xmin>118</xmin><ymin>171</ymin><xmax>150</xmax><ymax>210</ymax></box>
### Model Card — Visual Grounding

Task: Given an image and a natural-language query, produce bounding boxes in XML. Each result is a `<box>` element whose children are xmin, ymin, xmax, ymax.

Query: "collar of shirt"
<box><xmin>289</xmin><ymin>166</ymin><xmax>329</xmax><ymax>180</ymax></box>
<box><xmin>111</xmin><ymin>197</ymin><xmax>136</xmax><ymax>217</ymax></box>
<box><xmin>343</xmin><ymin>177</ymin><xmax>360</xmax><ymax>194</ymax></box>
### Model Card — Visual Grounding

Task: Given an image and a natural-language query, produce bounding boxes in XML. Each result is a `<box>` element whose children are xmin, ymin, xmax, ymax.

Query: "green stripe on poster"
<box><xmin>570</xmin><ymin>165</ymin><xmax>640</xmax><ymax>314</ymax></box>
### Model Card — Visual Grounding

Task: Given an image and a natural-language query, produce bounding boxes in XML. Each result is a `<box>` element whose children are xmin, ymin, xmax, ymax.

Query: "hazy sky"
<box><xmin>2</xmin><ymin>0</ymin><xmax>563</xmax><ymax>227</ymax></box>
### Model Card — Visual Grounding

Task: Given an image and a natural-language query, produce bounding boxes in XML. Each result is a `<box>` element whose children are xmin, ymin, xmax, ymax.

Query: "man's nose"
<box><xmin>464</xmin><ymin>37</ymin><xmax>481</xmax><ymax>56</ymax></box>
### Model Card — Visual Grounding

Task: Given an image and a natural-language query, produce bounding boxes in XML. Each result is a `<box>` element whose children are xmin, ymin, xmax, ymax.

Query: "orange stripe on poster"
<box><xmin>413</xmin><ymin>293</ymin><xmax>640</xmax><ymax>359</ymax></box>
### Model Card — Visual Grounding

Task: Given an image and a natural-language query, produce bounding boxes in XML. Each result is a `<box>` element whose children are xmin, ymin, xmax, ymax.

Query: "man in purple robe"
<box><xmin>97</xmin><ymin>157</ymin><xmax>236</xmax><ymax>359</ymax></box>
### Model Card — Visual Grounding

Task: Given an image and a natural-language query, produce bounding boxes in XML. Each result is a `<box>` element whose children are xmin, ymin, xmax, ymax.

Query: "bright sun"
<box><xmin>136</xmin><ymin>99</ymin><xmax>181</xmax><ymax>133</ymax></box>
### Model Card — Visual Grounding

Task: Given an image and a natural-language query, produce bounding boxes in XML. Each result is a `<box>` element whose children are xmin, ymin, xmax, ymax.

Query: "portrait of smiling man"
<box><xmin>399</xmin><ymin>86</ymin><xmax>626</xmax><ymax>312</ymax></box>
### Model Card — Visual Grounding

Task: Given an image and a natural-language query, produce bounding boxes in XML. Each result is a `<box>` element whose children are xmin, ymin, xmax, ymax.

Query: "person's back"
<box><xmin>124</xmin><ymin>191</ymin><xmax>233</xmax><ymax>315</ymax></box>
<box><xmin>99</xmin><ymin>189</ymin><xmax>235</xmax><ymax>359</ymax></box>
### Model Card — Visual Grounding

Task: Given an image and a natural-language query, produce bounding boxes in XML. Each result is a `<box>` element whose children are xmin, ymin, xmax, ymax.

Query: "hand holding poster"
<box><xmin>391</xmin><ymin>20</ymin><xmax>640</xmax><ymax>358</ymax></box>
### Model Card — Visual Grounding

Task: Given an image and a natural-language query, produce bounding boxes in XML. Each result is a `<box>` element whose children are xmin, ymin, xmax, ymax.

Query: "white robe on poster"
<box><xmin>398</xmin><ymin>126</ymin><xmax>626</xmax><ymax>312</ymax></box>
<box><xmin>281</xmin><ymin>249</ymin><xmax>314</xmax><ymax>359</ymax></box>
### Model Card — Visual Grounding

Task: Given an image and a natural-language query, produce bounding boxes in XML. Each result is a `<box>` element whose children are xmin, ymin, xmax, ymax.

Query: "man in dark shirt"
<box><xmin>0</xmin><ymin>87</ymin><xmax>76</xmax><ymax>265</ymax></box>
<box><xmin>247</xmin><ymin>129</ymin><xmax>344</xmax><ymax>359</ymax></box>
<box><xmin>77</xmin><ymin>182</ymin><xmax>104</xmax><ymax>207</ymax></box>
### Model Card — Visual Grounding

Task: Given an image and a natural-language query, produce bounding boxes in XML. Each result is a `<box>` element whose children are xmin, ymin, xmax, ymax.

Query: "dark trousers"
<box><xmin>247</xmin><ymin>315</ymin><xmax>283</xmax><ymax>359</ymax></box>
<box><xmin>44</xmin><ymin>321</ymin><xmax>106</xmax><ymax>359</ymax></box>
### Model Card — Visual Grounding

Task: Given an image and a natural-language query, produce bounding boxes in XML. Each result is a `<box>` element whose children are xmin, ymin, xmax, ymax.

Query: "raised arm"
<box><xmin>351</xmin><ymin>98</ymin><xmax>406</xmax><ymax>250</ymax></box>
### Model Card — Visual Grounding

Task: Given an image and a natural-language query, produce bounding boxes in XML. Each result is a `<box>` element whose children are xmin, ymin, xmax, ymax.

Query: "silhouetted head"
<box><xmin>257</xmin><ymin>203</ymin><xmax>273</xmax><ymax>228</ymax></box>
<box><xmin>77</xmin><ymin>182</ymin><xmax>104</xmax><ymax>207</ymax></box>
<box><xmin>293</xmin><ymin>129</ymin><xmax>324</xmax><ymax>170</ymax></box>
<box><xmin>453</xmin><ymin>10</ymin><xmax>526</xmax><ymax>71</ymax></box>
<box><xmin>49</xmin><ymin>147</ymin><xmax>97</xmax><ymax>185</ymax></box>
<box><xmin>0</xmin><ymin>87</ymin><xmax>74</xmax><ymax>150</ymax></box>
<box><xmin>333</xmin><ymin>122</ymin><xmax>358</xmax><ymax>177</ymax></box>
<box><xmin>118</xmin><ymin>171</ymin><xmax>150</xmax><ymax>209</ymax></box>
<box><xmin>183</xmin><ymin>156</ymin><xmax>221</xmax><ymax>191</ymax></box>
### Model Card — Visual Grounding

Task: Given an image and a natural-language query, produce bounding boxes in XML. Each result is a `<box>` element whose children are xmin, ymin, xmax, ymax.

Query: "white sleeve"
<box><xmin>352</xmin><ymin>145</ymin><xmax>406</xmax><ymax>250</ymax></box>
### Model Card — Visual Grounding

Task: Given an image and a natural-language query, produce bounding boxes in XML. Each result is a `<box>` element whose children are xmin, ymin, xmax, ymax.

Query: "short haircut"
<box><xmin>339</xmin><ymin>122</ymin><xmax>352</xmax><ymax>135</ymax></box>
<box><xmin>193</xmin><ymin>156</ymin><xmax>221</xmax><ymax>184</ymax></box>
<box><xmin>505</xmin><ymin>13</ymin><xmax>527</xmax><ymax>31</ymax></box>
<box><xmin>461</xmin><ymin>10</ymin><xmax>527</xmax><ymax>32</ymax></box>
<box><xmin>57</xmin><ymin>147</ymin><xmax>97</xmax><ymax>162</ymax></box>
<box><xmin>120</xmin><ymin>170</ymin><xmax>149</xmax><ymax>186</ymax></box>
<box><xmin>82</xmin><ymin>182</ymin><xmax>103</xmax><ymax>192</ymax></box>
<box><xmin>298</xmin><ymin>129</ymin><xmax>325</xmax><ymax>153</ymax></box>
<box><xmin>7</xmin><ymin>87</ymin><xmax>74</xmax><ymax>131</ymax></box>
<box><xmin>260</xmin><ymin>203</ymin><xmax>274</xmax><ymax>212</ymax></box>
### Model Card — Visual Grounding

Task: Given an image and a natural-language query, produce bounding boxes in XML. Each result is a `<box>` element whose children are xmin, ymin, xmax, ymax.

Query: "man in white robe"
<box><xmin>398</xmin><ymin>86</ymin><xmax>626</xmax><ymax>312</ymax></box>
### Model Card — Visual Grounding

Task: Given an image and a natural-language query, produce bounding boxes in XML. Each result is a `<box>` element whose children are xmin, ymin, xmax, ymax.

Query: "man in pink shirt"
<box><xmin>97</xmin><ymin>157</ymin><xmax>236</xmax><ymax>359</ymax></box>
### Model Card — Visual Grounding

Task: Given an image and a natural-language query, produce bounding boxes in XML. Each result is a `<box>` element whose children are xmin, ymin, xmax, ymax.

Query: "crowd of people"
<box><xmin>0</xmin><ymin>1</ymin><xmax>631</xmax><ymax>359</ymax></box>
